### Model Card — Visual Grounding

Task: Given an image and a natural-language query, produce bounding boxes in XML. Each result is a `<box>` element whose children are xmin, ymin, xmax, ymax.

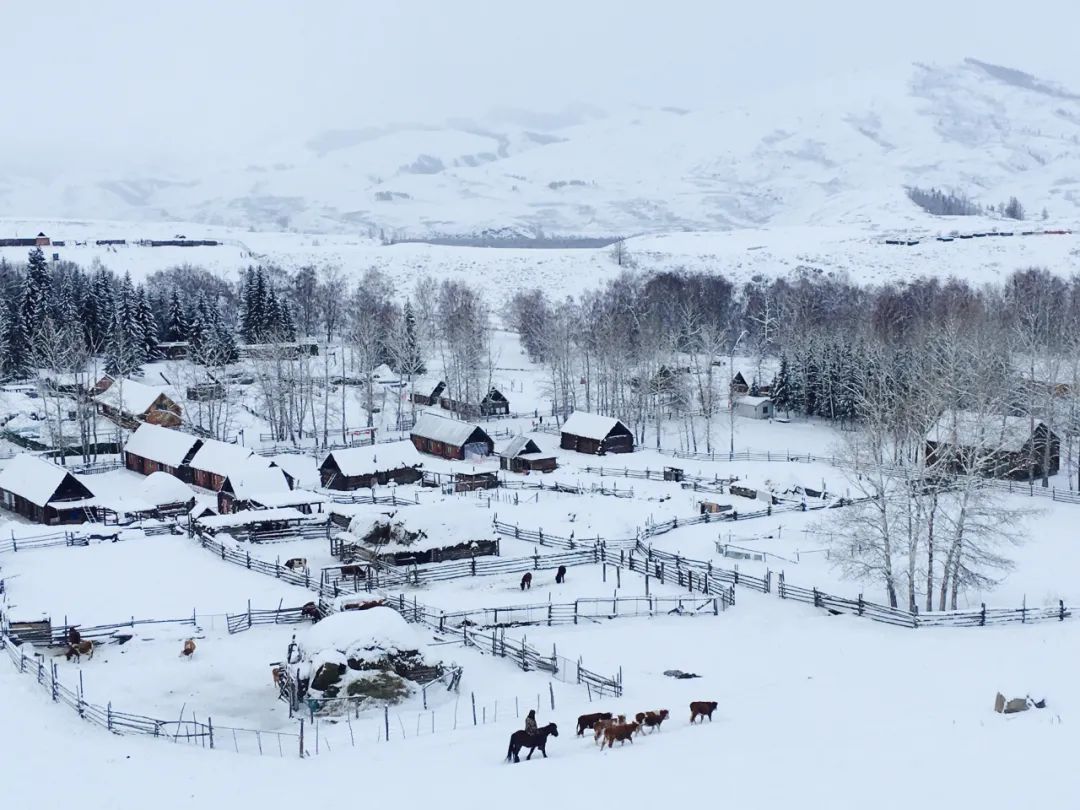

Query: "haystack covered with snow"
<box><xmin>342</xmin><ymin>501</ymin><xmax>498</xmax><ymax>565</ymax></box>
<box><xmin>300</xmin><ymin>607</ymin><xmax>440</xmax><ymax>708</ymax></box>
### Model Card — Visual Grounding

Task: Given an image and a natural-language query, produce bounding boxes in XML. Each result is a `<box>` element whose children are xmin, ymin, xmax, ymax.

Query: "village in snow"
<box><xmin>5</xmin><ymin>5</ymin><xmax>1080</xmax><ymax>807</ymax></box>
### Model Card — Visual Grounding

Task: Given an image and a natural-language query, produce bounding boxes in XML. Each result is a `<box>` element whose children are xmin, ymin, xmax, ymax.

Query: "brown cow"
<box><xmin>593</xmin><ymin>714</ymin><xmax>626</xmax><ymax>745</ymax></box>
<box><xmin>520</xmin><ymin>572</ymin><xmax>532</xmax><ymax>590</ymax></box>
<box><xmin>576</xmin><ymin>711</ymin><xmax>612</xmax><ymax>736</ymax></box>
<box><xmin>340</xmin><ymin>564</ymin><xmax>366</xmax><ymax>579</ymax></box>
<box><xmin>603</xmin><ymin>721</ymin><xmax>640</xmax><ymax>749</ymax></box>
<box><xmin>636</xmin><ymin>709</ymin><xmax>669</xmax><ymax>732</ymax></box>
<box><xmin>690</xmin><ymin>701</ymin><xmax>718</xmax><ymax>724</ymax></box>
<box><xmin>65</xmin><ymin>640</ymin><xmax>94</xmax><ymax>662</ymax></box>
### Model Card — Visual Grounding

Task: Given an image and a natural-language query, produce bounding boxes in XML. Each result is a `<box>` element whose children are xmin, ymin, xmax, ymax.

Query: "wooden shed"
<box><xmin>559</xmin><ymin>412</ymin><xmax>634</xmax><ymax>455</ymax></box>
<box><xmin>188</xmin><ymin>438</ymin><xmax>259</xmax><ymax>491</ymax></box>
<box><xmin>410</xmin><ymin>412</ymin><xmax>493</xmax><ymax>461</ymax></box>
<box><xmin>319</xmin><ymin>442</ymin><xmax>424</xmax><ymax>490</ymax></box>
<box><xmin>0</xmin><ymin>454</ymin><xmax>95</xmax><ymax>525</ymax></box>
<box><xmin>123</xmin><ymin>423</ymin><xmax>202</xmax><ymax>481</ymax></box>
<box><xmin>94</xmin><ymin>376</ymin><xmax>182</xmax><ymax>429</ymax></box>
<box><xmin>926</xmin><ymin>411</ymin><xmax>1060</xmax><ymax>481</ymax></box>
<box><xmin>499</xmin><ymin>435</ymin><xmax>558</xmax><ymax>473</ymax></box>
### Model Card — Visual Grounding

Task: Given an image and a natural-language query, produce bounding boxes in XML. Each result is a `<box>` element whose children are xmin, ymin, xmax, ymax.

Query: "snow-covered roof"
<box><xmin>0</xmin><ymin>454</ymin><xmax>92</xmax><ymax>508</ymax></box>
<box><xmin>189</xmin><ymin>439</ymin><xmax>258</xmax><ymax>477</ymax></box>
<box><xmin>305</xmin><ymin>606</ymin><xmax>423</xmax><ymax>654</ymax></box>
<box><xmin>927</xmin><ymin>411</ymin><xmax>1044</xmax><ymax>453</ymax></box>
<box><xmin>561</xmin><ymin>411</ymin><xmax>628</xmax><ymax>440</ymax></box>
<box><xmin>268</xmin><ymin>454</ymin><xmax>320</xmax><ymax>489</ymax></box>
<box><xmin>95</xmin><ymin>378</ymin><xmax>171</xmax><ymax>416</ymax></box>
<box><xmin>411</xmin><ymin>411</ymin><xmax>487</xmax><ymax>447</ymax></box>
<box><xmin>372</xmin><ymin>363</ymin><xmax>398</xmax><ymax>382</ymax></box>
<box><xmin>195</xmin><ymin>507</ymin><xmax>309</xmax><ymax>530</ymax></box>
<box><xmin>324</xmin><ymin>441</ymin><xmax>422</xmax><ymax>476</ymax></box>
<box><xmin>346</xmin><ymin>500</ymin><xmax>496</xmax><ymax>551</ymax></box>
<box><xmin>124</xmin><ymin>424</ymin><xmax>201</xmax><ymax>467</ymax></box>
<box><xmin>499</xmin><ymin>435</ymin><xmax>545</xmax><ymax>458</ymax></box>
<box><xmin>735</xmin><ymin>396</ymin><xmax>772</xmax><ymax>407</ymax></box>
<box><xmin>248</xmin><ymin>489</ymin><xmax>328</xmax><ymax>508</ymax></box>
<box><xmin>223</xmin><ymin>462</ymin><xmax>292</xmax><ymax>499</ymax></box>
<box><xmin>140</xmin><ymin>471</ymin><xmax>195</xmax><ymax>506</ymax></box>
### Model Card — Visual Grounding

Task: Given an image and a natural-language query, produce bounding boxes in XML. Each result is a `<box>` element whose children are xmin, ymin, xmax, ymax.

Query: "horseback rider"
<box><xmin>524</xmin><ymin>709</ymin><xmax>538</xmax><ymax>736</ymax></box>
<box><xmin>67</xmin><ymin>626</ymin><xmax>81</xmax><ymax>646</ymax></box>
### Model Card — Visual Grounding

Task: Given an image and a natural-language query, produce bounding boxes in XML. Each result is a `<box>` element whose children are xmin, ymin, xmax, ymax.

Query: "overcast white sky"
<box><xmin>3</xmin><ymin>1</ymin><xmax>1080</xmax><ymax>174</ymax></box>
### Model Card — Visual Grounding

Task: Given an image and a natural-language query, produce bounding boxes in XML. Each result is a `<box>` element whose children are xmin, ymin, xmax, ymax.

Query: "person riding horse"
<box><xmin>67</xmin><ymin>627</ymin><xmax>81</xmax><ymax>646</ymax></box>
<box><xmin>524</xmin><ymin>709</ymin><xmax>538</xmax><ymax>736</ymax></box>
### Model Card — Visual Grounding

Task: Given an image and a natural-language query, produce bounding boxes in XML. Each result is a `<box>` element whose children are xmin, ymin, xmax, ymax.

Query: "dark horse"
<box><xmin>505</xmin><ymin>723</ymin><xmax>558</xmax><ymax>763</ymax></box>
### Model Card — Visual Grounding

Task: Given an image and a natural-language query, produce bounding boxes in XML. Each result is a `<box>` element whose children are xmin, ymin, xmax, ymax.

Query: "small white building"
<box><xmin>733</xmin><ymin>396</ymin><xmax>774</xmax><ymax>420</ymax></box>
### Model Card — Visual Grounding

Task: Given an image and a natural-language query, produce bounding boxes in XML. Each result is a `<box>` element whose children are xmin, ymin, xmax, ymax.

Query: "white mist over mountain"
<box><xmin>3</xmin><ymin>1</ymin><xmax>1080</xmax><ymax>235</ymax></box>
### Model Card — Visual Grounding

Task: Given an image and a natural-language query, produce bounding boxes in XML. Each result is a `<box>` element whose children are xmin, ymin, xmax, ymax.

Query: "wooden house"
<box><xmin>559</xmin><ymin>412</ymin><xmax>634</xmax><ymax>455</ymax></box>
<box><xmin>410</xmin><ymin>412</ymin><xmax>493</xmax><ymax>461</ymax></box>
<box><xmin>123</xmin><ymin>423</ymin><xmax>202</xmax><ymax>481</ymax></box>
<box><xmin>730</xmin><ymin>372</ymin><xmax>750</xmax><ymax>395</ymax></box>
<box><xmin>187</xmin><ymin>438</ymin><xmax>258</xmax><ymax>491</ymax></box>
<box><xmin>412</xmin><ymin>381</ymin><xmax>509</xmax><ymax>418</ymax></box>
<box><xmin>94</xmin><ymin>377</ymin><xmax>182</xmax><ymax>429</ymax></box>
<box><xmin>0</xmin><ymin>454</ymin><xmax>95</xmax><ymax>525</ymax></box>
<box><xmin>733</xmin><ymin>396</ymin><xmax>774</xmax><ymax>420</ymax></box>
<box><xmin>216</xmin><ymin>462</ymin><xmax>326</xmax><ymax>515</ymax></box>
<box><xmin>925</xmin><ymin>411</ymin><xmax>1060</xmax><ymax>480</ymax></box>
<box><xmin>498</xmin><ymin>435</ymin><xmax>557</xmax><ymax>473</ymax></box>
<box><xmin>319</xmin><ymin>442</ymin><xmax>424</xmax><ymax>490</ymax></box>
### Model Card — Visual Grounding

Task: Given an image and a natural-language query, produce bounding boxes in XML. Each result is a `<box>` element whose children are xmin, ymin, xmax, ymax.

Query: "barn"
<box><xmin>498</xmin><ymin>435</ymin><xmax>558</xmax><ymax>473</ymax></box>
<box><xmin>319</xmin><ymin>441</ymin><xmax>424</xmax><ymax>490</ymax></box>
<box><xmin>94</xmin><ymin>377</ymin><xmax>182</xmax><ymax>429</ymax></box>
<box><xmin>0</xmin><ymin>454</ymin><xmax>95</xmax><ymax>525</ymax></box>
<box><xmin>123</xmin><ymin>423</ymin><xmax>202</xmax><ymax>480</ymax></box>
<box><xmin>559</xmin><ymin>412</ymin><xmax>634</xmax><ymax>455</ymax></box>
<box><xmin>925</xmin><ymin>411</ymin><xmax>1060</xmax><ymax>480</ymax></box>
<box><xmin>410</xmin><ymin>412</ymin><xmax>493</xmax><ymax>461</ymax></box>
<box><xmin>412</xmin><ymin>382</ymin><xmax>509</xmax><ymax>417</ymax></box>
<box><xmin>187</xmin><ymin>438</ymin><xmax>259</xmax><ymax>491</ymax></box>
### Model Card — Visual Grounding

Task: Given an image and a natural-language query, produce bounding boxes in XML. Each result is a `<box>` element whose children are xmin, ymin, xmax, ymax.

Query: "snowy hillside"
<box><xmin>5</xmin><ymin>59</ymin><xmax>1080</xmax><ymax>236</ymax></box>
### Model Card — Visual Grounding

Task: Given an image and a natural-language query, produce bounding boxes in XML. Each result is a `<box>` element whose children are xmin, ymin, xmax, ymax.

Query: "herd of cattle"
<box><xmin>578</xmin><ymin>701</ymin><xmax>718</xmax><ymax>750</ymax></box>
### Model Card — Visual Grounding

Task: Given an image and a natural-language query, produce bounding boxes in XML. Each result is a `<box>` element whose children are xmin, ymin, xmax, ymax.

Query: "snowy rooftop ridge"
<box><xmin>411</xmin><ymin>411</ymin><xmax>486</xmax><ymax>447</ymax></box>
<box><xmin>0</xmin><ymin>454</ymin><xmax>92</xmax><ymax>507</ymax></box>
<box><xmin>926</xmin><ymin>410</ymin><xmax>1046</xmax><ymax>453</ymax></box>
<box><xmin>189</xmin><ymin>439</ymin><xmax>260</xmax><ymax>477</ymax></box>
<box><xmin>94</xmin><ymin>377</ymin><xmax>171</xmax><ymax>416</ymax></box>
<box><xmin>560</xmin><ymin>411</ymin><xmax>627</xmax><ymax>441</ymax></box>
<box><xmin>124</xmin><ymin>423</ymin><xmax>201</xmax><ymax>467</ymax></box>
<box><xmin>324</xmin><ymin>441</ymin><xmax>422</xmax><ymax>477</ymax></box>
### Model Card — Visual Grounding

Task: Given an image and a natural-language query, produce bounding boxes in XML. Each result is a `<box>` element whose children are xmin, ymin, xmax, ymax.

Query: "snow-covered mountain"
<box><xmin>5</xmin><ymin>59</ymin><xmax>1080</xmax><ymax>237</ymax></box>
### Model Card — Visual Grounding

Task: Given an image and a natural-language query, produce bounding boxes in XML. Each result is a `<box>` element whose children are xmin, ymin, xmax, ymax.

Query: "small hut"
<box><xmin>188</xmin><ymin>438</ymin><xmax>259</xmax><ymax>491</ymax></box>
<box><xmin>0</xmin><ymin>454</ymin><xmax>95</xmax><ymax>525</ymax></box>
<box><xmin>733</xmin><ymin>396</ymin><xmax>774</xmax><ymax>420</ymax></box>
<box><xmin>559</xmin><ymin>412</ymin><xmax>634</xmax><ymax>455</ymax></box>
<box><xmin>410</xmin><ymin>412</ymin><xmax>493</xmax><ymax>461</ymax></box>
<box><xmin>319</xmin><ymin>442</ymin><xmax>424</xmax><ymax>490</ymax></box>
<box><xmin>94</xmin><ymin>377</ymin><xmax>182</xmax><ymax>429</ymax></box>
<box><xmin>499</xmin><ymin>436</ymin><xmax>557</xmax><ymax>473</ymax></box>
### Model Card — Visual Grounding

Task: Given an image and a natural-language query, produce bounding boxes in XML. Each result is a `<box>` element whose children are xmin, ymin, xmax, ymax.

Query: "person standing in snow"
<box><xmin>524</xmin><ymin>709</ymin><xmax>538</xmax><ymax>736</ymax></box>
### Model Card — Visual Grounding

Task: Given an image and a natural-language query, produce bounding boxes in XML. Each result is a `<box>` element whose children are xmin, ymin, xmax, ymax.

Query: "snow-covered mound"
<box><xmin>305</xmin><ymin>607</ymin><xmax>424</xmax><ymax>656</ymax></box>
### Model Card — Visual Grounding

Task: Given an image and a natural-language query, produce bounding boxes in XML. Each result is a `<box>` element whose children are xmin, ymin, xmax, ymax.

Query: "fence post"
<box><xmin>471</xmin><ymin>692</ymin><xmax>477</xmax><ymax>726</ymax></box>
<box><xmin>1021</xmin><ymin>595</ymin><xmax>1026</xmax><ymax>624</ymax></box>
<box><xmin>299</xmin><ymin>718</ymin><xmax>305</xmax><ymax>756</ymax></box>
<box><xmin>208</xmin><ymin>717</ymin><xmax>214</xmax><ymax>750</ymax></box>
<box><xmin>547</xmin><ymin>604</ymin><xmax>552</xmax><ymax>626</ymax></box>
<box><xmin>533</xmin><ymin>552</ymin><xmax>540</xmax><ymax>570</ymax></box>
<box><xmin>1061</xmin><ymin>600</ymin><xmax>1066</xmax><ymax>621</ymax></box>
<box><xmin>107</xmin><ymin>702</ymin><xmax>113</xmax><ymax>732</ymax></box>
<box><xmin>245</xmin><ymin>551</ymin><xmax>251</xmax><ymax>569</ymax></box>
<box><xmin>857</xmin><ymin>594</ymin><xmax>864</xmax><ymax>616</ymax></box>
<box><xmin>51</xmin><ymin>661</ymin><xmax>58</xmax><ymax>702</ymax></box>
<box><xmin>980</xmin><ymin>603</ymin><xmax>986</xmax><ymax>626</ymax></box>
<box><xmin>778</xmin><ymin>572</ymin><xmax>785</xmax><ymax>599</ymax></box>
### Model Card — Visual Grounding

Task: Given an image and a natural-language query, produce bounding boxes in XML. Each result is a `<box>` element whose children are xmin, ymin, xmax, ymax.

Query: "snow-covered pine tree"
<box><xmin>770</xmin><ymin>353</ymin><xmax>792</xmax><ymax>416</ymax></box>
<box><xmin>135</xmin><ymin>286</ymin><xmax>160</xmax><ymax>360</ymax></box>
<box><xmin>278</xmin><ymin>298</ymin><xmax>297</xmax><ymax>341</ymax></box>
<box><xmin>165</xmin><ymin>286</ymin><xmax>190</xmax><ymax>342</ymax></box>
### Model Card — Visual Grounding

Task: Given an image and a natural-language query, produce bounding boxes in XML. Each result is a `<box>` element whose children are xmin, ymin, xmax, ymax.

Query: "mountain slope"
<box><xmin>3</xmin><ymin>59</ymin><xmax>1080</xmax><ymax>236</ymax></box>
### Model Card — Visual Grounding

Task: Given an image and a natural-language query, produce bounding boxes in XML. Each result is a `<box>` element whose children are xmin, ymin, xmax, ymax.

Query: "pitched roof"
<box><xmin>0</xmin><ymin>454</ymin><xmax>93</xmax><ymax>507</ymax></box>
<box><xmin>95</xmin><ymin>378</ymin><xmax>172</xmax><ymax>416</ymax></box>
<box><xmin>140</xmin><ymin>471</ymin><xmax>195</xmax><ymax>506</ymax></box>
<box><xmin>499</xmin><ymin>435</ymin><xmax>543</xmax><ymax>458</ymax></box>
<box><xmin>222</xmin><ymin>462</ymin><xmax>292</xmax><ymax>499</ymax></box>
<box><xmin>124</xmin><ymin>424</ymin><xmax>202</xmax><ymax>467</ymax></box>
<box><xmin>324</xmin><ymin>441</ymin><xmax>422</xmax><ymax>477</ymax></box>
<box><xmin>411</xmin><ymin>412</ymin><xmax>489</xmax><ymax>447</ymax></box>
<box><xmin>560</xmin><ymin>411</ymin><xmax>628</xmax><ymax>441</ymax></box>
<box><xmin>189</xmin><ymin>439</ymin><xmax>259</xmax><ymax>477</ymax></box>
<box><xmin>927</xmin><ymin>411</ymin><xmax>1046</xmax><ymax>453</ymax></box>
<box><xmin>735</xmin><ymin>396</ymin><xmax>772</xmax><ymax>406</ymax></box>
<box><xmin>195</xmin><ymin>507</ymin><xmax>308</xmax><ymax>530</ymax></box>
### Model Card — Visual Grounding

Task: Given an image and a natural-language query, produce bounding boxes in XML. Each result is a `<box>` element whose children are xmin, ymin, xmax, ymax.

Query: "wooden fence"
<box><xmin>0</xmin><ymin>636</ymin><xmax>303</xmax><ymax>756</ymax></box>
<box><xmin>383</xmin><ymin>593</ymin><xmax>622</xmax><ymax>697</ymax></box>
